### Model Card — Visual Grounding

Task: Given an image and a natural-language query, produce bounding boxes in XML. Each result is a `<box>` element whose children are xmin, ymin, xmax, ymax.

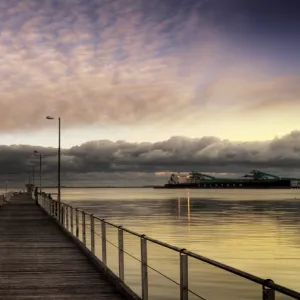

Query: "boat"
<box><xmin>154</xmin><ymin>170</ymin><xmax>300</xmax><ymax>189</ymax></box>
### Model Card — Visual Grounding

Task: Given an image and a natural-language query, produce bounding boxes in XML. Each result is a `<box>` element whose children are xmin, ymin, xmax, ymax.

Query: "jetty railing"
<box><xmin>38</xmin><ymin>195</ymin><xmax>300</xmax><ymax>300</ymax></box>
<box><xmin>0</xmin><ymin>191</ymin><xmax>13</xmax><ymax>206</ymax></box>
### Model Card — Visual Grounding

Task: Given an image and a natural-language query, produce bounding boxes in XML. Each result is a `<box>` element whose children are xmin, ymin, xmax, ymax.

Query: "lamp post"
<box><xmin>33</xmin><ymin>151</ymin><xmax>42</xmax><ymax>194</ymax></box>
<box><xmin>30</xmin><ymin>165</ymin><xmax>35</xmax><ymax>186</ymax></box>
<box><xmin>46</xmin><ymin>116</ymin><xmax>61</xmax><ymax>205</ymax></box>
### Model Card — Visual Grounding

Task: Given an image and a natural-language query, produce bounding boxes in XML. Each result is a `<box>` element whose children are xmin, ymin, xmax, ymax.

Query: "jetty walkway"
<box><xmin>0</xmin><ymin>193</ymin><xmax>299</xmax><ymax>300</ymax></box>
<box><xmin>0</xmin><ymin>194</ymin><xmax>136</xmax><ymax>300</ymax></box>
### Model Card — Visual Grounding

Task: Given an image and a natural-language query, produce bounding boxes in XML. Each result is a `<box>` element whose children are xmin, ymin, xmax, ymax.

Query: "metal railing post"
<box><xmin>62</xmin><ymin>204</ymin><xmax>64</xmax><ymax>227</ymax></box>
<box><xmin>57</xmin><ymin>202</ymin><xmax>60</xmax><ymax>221</ymax></box>
<box><xmin>141</xmin><ymin>236</ymin><xmax>148</xmax><ymax>300</ymax></box>
<box><xmin>75</xmin><ymin>208</ymin><xmax>79</xmax><ymax>238</ymax></box>
<box><xmin>54</xmin><ymin>200</ymin><xmax>56</xmax><ymax>218</ymax></box>
<box><xmin>263</xmin><ymin>280</ymin><xmax>275</xmax><ymax>300</ymax></box>
<box><xmin>180</xmin><ymin>250</ymin><xmax>188</xmax><ymax>300</ymax></box>
<box><xmin>101</xmin><ymin>220</ymin><xmax>107</xmax><ymax>265</ymax></box>
<box><xmin>59</xmin><ymin>202</ymin><xmax>62</xmax><ymax>224</ymax></box>
<box><xmin>66</xmin><ymin>205</ymin><xmax>69</xmax><ymax>230</ymax></box>
<box><xmin>118</xmin><ymin>226</ymin><xmax>124</xmax><ymax>281</ymax></box>
<box><xmin>82</xmin><ymin>211</ymin><xmax>86</xmax><ymax>245</ymax></box>
<box><xmin>57</xmin><ymin>202</ymin><xmax>60</xmax><ymax>220</ymax></box>
<box><xmin>58</xmin><ymin>202</ymin><xmax>66</xmax><ymax>227</ymax></box>
<box><xmin>70</xmin><ymin>207</ymin><xmax>74</xmax><ymax>235</ymax></box>
<box><xmin>90</xmin><ymin>215</ymin><xmax>95</xmax><ymax>253</ymax></box>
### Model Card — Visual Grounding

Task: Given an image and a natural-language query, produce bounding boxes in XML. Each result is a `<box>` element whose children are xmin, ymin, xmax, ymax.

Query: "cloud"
<box><xmin>68</xmin><ymin>132</ymin><xmax>300</xmax><ymax>171</ymax></box>
<box><xmin>2</xmin><ymin>131</ymin><xmax>300</xmax><ymax>186</ymax></box>
<box><xmin>0</xmin><ymin>0</ymin><xmax>217</xmax><ymax>132</ymax></box>
<box><xmin>0</xmin><ymin>0</ymin><xmax>299</xmax><ymax>134</ymax></box>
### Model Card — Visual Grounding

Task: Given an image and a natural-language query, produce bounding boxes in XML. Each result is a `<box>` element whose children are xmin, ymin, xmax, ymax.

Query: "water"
<box><xmin>46</xmin><ymin>188</ymin><xmax>300</xmax><ymax>299</ymax></box>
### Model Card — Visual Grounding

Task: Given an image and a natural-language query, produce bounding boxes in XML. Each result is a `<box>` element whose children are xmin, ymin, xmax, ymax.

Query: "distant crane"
<box><xmin>242</xmin><ymin>170</ymin><xmax>280</xmax><ymax>180</ymax></box>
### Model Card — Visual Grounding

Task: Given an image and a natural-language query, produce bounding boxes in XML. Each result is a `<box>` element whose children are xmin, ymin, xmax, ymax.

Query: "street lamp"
<box><xmin>46</xmin><ymin>116</ymin><xmax>61</xmax><ymax>204</ymax></box>
<box><xmin>33</xmin><ymin>151</ymin><xmax>42</xmax><ymax>194</ymax></box>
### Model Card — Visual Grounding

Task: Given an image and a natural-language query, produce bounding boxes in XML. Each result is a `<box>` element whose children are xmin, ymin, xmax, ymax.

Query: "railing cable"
<box><xmin>42</xmin><ymin>198</ymin><xmax>300</xmax><ymax>300</ymax></box>
<box><xmin>75</xmin><ymin>220</ymin><xmax>207</xmax><ymax>299</ymax></box>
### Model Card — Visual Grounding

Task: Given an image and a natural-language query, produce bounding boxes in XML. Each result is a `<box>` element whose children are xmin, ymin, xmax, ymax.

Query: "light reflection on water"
<box><xmin>48</xmin><ymin>188</ymin><xmax>300</xmax><ymax>298</ymax></box>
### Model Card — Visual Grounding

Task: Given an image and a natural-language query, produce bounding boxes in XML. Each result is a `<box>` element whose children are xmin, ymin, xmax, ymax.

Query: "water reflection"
<box><xmin>50</xmin><ymin>188</ymin><xmax>300</xmax><ymax>295</ymax></box>
<box><xmin>177</xmin><ymin>192</ymin><xmax>191</xmax><ymax>224</ymax></box>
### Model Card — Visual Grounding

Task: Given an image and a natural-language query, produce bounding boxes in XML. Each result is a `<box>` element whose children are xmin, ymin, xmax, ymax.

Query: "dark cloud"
<box><xmin>205</xmin><ymin>0</ymin><xmax>300</xmax><ymax>33</ymax></box>
<box><xmin>1</xmin><ymin>131</ymin><xmax>300</xmax><ymax>187</ymax></box>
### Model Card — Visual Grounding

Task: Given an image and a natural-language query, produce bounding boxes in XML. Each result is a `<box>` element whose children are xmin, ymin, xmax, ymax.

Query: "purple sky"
<box><xmin>0</xmin><ymin>0</ymin><xmax>299</xmax><ymax>147</ymax></box>
<box><xmin>0</xmin><ymin>0</ymin><xmax>300</xmax><ymax>184</ymax></box>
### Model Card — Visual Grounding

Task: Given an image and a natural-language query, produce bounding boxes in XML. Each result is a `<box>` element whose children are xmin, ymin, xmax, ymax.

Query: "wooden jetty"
<box><xmin>0</xmin><ymin>193</ymin><xmax>299</xmax><ymax>300</ymax></box>
<box><xmin>0</xmin><ymin>194</ymin><xmax>135</xmax><ymax>300</ymax></box>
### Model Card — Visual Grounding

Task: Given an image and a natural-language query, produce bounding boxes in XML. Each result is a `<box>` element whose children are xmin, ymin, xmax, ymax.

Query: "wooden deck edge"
<box><xmin>39</xmin><ymin>206</ymin><xmax>141</xmax><ymax>300</ymax></box>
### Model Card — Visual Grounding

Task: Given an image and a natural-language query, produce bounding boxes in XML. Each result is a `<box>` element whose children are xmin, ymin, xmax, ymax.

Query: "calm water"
<box><xmin>46</xmin><ymin>188</ymin><xmax>300</xmax><ymax>299</ymax></box>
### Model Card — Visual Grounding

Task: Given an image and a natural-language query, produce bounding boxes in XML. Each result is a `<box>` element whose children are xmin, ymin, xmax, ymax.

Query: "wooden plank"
<box><xmin>0</xmin><ymin>194</ymin><xmax>131</xmax><ymax>300</ymax></box>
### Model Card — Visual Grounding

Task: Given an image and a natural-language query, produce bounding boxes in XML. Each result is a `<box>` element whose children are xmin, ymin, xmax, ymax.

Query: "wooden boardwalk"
<box><xmin>0</xmin><ymin>194</ymin><xmax>129</xmax><ymax>300</ymax></box>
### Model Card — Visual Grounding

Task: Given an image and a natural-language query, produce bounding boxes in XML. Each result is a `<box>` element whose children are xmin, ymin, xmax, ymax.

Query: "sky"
<box><xmin>0</xmin><ymin>0</ymin><xmax>300</xmax><ymax>186</ymax></box>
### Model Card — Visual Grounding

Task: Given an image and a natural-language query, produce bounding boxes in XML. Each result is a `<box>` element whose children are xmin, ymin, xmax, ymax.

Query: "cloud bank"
<box><xmin>2</xmin><ymin>131</ymin><xmax>300</xmax><ymax>186</ymax></box>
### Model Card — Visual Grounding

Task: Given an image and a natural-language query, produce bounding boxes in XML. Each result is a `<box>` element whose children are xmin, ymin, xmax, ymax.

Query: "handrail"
<box><xmin>185</xmin><ymin>250</ymin><xmax>300</xmax><ymax>298</ymax></box>
<box><xmin>0</xmin><ymin>191</ymin><xmax>13</xmax><ymax>205</ymax></box>
<box><xmin>39</xmin><ymin>195</ymin><xmax>300</xmax><ymax>300</ymax></box>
